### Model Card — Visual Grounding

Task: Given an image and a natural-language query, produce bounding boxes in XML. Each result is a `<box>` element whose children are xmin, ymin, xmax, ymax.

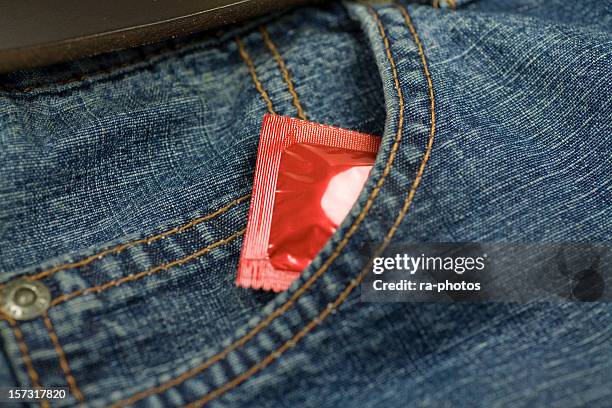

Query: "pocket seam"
<box><xmin>42</xmin><ymin>312</ymin><xmax>85</xmax><ymax>404</ymax></box>
<box><xmin>235</xmin><ymin>35</ymin><xmax>277</xmax><ymax>115</ymax></box>
<box><xmin>0</xmin><ymin>194</ymin><xmax>250</xmax><ymax>293</ymax></box>
<box><xmin>184</xmin><ymin>4</ymin><xmax>438</xmax><ymax>405</ymax></box>
<box><xmin>109</xmin><ymin>3</ymin><xmax>426</xmax><ymax>406</ymax></box>
<box><xmin>259</xmin><ymin>25</ymin><xmax>308</xmax><ymax>120</ymax></box>
<box><xmin>7</xmin><ymin>318</ymin><xmax>51</xmax><ymax>408</ymax></box>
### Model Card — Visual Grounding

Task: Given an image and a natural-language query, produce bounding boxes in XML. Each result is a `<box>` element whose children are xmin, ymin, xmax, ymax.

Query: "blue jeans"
<box><xmin>0</xmin><ymin>0</ymin><xmax>610</xmax><ymax>406</ymax></box>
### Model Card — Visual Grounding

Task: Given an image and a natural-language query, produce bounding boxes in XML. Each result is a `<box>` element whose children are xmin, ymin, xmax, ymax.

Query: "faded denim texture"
<box><xmin>0</xmin><ymin>0</ymin><xmax>610</xmax><ymax>407</ymax></box>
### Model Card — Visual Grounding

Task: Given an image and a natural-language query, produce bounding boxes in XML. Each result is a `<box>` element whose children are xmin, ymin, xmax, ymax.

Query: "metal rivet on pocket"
<box><xmin>0</xmin><ymin>279</ymin><xmax>50</xmax><ymax>320</ymax></box>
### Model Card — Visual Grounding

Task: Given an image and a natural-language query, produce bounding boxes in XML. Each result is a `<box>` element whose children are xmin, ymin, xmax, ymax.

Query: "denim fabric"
<box><xmin>0</xmin><ymin>0</ymin><xmax>610</xmax><ymax>407</ymax></box>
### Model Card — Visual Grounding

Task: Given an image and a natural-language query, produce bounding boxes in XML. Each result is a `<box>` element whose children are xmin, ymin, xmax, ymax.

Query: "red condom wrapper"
<box><xmin>237</xmin><ymin>114</ymin><xmax>381</xmax><ymax>291</ymax></box>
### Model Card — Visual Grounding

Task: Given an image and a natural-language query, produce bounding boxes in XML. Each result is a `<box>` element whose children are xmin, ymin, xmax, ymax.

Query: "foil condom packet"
<box><xmin>237</xmin><ymin>114</ymin><xmax>381</xmax><ymax>291</ymax></box>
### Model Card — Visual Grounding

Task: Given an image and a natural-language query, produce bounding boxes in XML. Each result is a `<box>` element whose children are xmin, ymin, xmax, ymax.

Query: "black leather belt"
<box><xmin>0</xmin><ymin>0</ymin><xmax>316</xmax><ymax>73</ymax></box>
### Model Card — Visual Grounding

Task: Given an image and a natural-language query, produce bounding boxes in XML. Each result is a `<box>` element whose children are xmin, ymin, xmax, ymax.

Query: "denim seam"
<box><xmin>7</xmin><ymin>318</ymin><xmax>50</xmax><ymax>408</ymax></box>
<box><xmin>259</xmin><ymin>25</ymin><xmax>308</xmax><ymax>120</ymax></box>
<box><xmin>0</xmin><ymin>194</ymin><xmax>250</xmax><ymax>291</ymax></box>
<box><xmin>107</xmin><ymin>5</ymin><xmax>410</xmax><ymax>407</ymax></box>
<box><xmin>235</xmin><ymin>36</ymin><xmax>276</xmax><ymax>114</ymax></box>
<box><xmin>49</xmin><ymin>228</ymin><xmax>246</xmax><ymax>307</ymax></box>
<box><xmin>5</xmin><ymin>226</ymin><xmax>245</xmax><ymax>408</ymax></box>
<box><xmin>183</xmin><ymin>3</ymin><xmax>437</xmax><ymax>405</ymax></box>
<box><xmin>42</xmin><ymin>313</ymin><xmax>85</xmax><ymax>404</ymax></box>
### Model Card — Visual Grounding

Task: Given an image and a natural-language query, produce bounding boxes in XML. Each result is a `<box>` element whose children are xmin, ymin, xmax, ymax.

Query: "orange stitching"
<box><xmin>9</xmin><ymin>318</ymin><xmax>51</xmax><ymax>408</ymax></box>
<box><xmin>0</xmin><ymin>194</ymin><xmax>249</xmax><ymax>290</ymax></box>
<box><xmin>43</xmin><ymin>313</ymin><xmax>85</xmax><ymax>403</ymax></box>
<box><xmin>109</xmin><ymin>5</ymin><xmax>407</xmax><ymax>407</ymax></box>
<box><xmin>432</xmin><ymin>0</ymin><xmax>440</xmax><ymax>8</ymax></box>
<box><xmin>394</xmin><ymin>4</ymin><xmax>437</xmax><ymax>239</ymax></box>
<box><xmin>447</xmin><ymin>0</ymin><xmax>457</xmax><ymax>9</ymax></box>
<box><xmin>187</xmin><ymin>269</ymin><xmax>364</xmax><ymax>407</ymax></box>
<box><xmin>259</xmin><ymin>26</ymin><xmax>307</xmax><ymax>121</ymax></box>
<box><xmin>235</xmin><ymin>36</ymin><xmax>276</xmax><ymax>114</ymax></box>
<box><xmin>185</xmin><ymin>5</ymin><xmax>437</xmax><ymax>405</ymax></box>
<box><xmin>50</xmin><ymin>228</ymin><xmax>245</xmax><ymax>307</ymax></box>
